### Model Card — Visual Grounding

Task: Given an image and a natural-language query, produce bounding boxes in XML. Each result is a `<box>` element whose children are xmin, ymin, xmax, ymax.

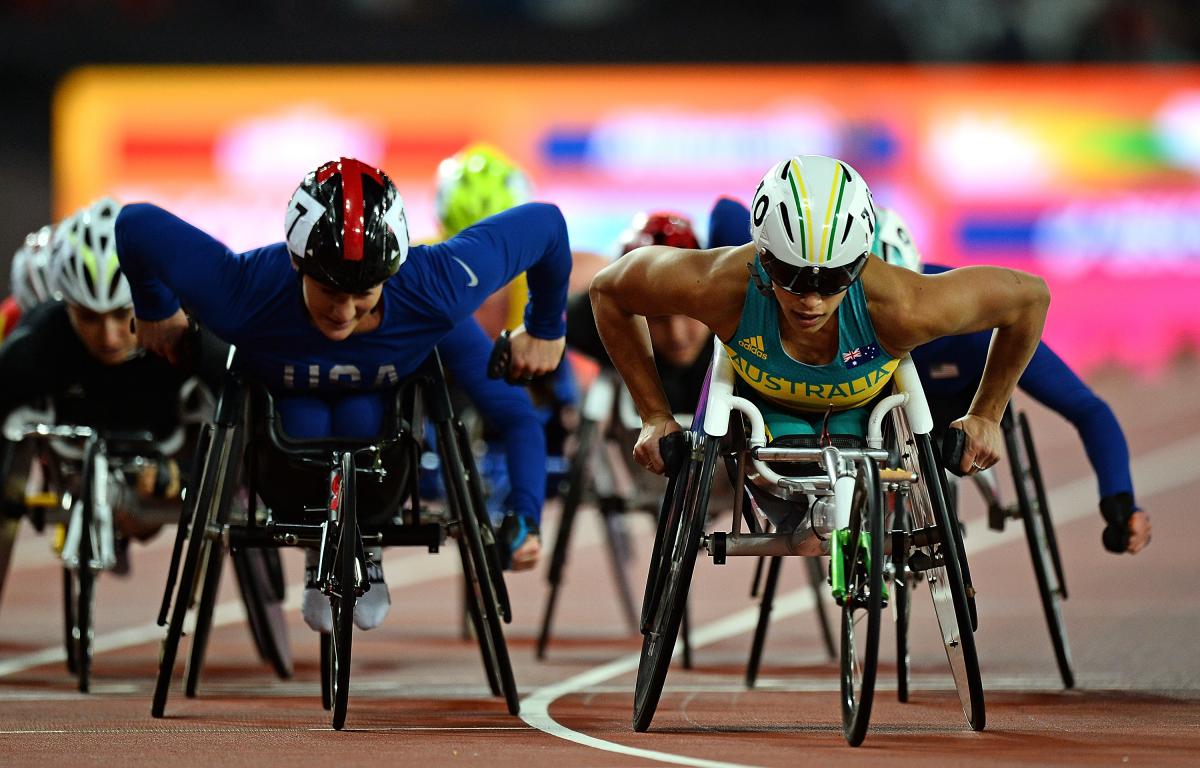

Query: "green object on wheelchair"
<box><xmin>830</xmin><ymin>528</ymin><xmax>887</xmax><ymax>603</ymax></box>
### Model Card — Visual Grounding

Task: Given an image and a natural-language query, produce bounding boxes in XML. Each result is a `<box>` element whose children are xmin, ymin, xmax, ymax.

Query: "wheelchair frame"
<box><xmin>1</xmin><ymin>423</ymin><xmax>167</xmax><ymax>693</ymax></box>
<box><xmin>633</xmin><ymin>339</ymin><xmax>985</xmax><ymax>746</ymax></box>
<box><xmin>151</xmin><ymin>346</ymin><xmax>519</xmax><ymax>730</ymax></box>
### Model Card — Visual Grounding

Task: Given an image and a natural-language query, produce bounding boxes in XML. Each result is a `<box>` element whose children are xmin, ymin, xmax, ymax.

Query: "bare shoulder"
<box><xmin>591</xmin><ymin>242</ymin><xmax>751</xmax><ymax>341</ymax></box>
<box><xmin>863</xmin><ymin>259</ymin><xmax>1049</xmax><ymax>353</ymax></box>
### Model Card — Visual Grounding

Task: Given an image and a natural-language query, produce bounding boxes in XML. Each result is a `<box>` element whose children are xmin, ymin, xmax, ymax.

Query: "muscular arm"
<box><xmin>589</xmin><ymin>244</ymin><xmax>745</xmax><ymax>425</ymax></box>
<box><xmin>873</xmin><ymin>261</ymin><xmax>1050</xmax><ymax>424</ymax></box>
<box><xmin>115</xmin><ymin>203</ymin><xmax>280</xmax><ymax>341</ymax></box>
<box><xmin>415</xmin><ymin>203</ymin><xmax>572</xmax><ymax>340</ymax></box>
<box><xmin>439</xmin><ymin>318</ymin><xmax>546</xmax><ymax>524</ymax></box>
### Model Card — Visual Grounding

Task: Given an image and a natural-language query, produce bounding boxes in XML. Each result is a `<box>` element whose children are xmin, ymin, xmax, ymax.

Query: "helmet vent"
<box><xmin>840</xmin><ymin>212</ymin><xmax>854</xmax><ymax>244</ymax></box>
<box><xmin>777</xmin><ymin>202</ymin><xmax>795</xmax><ymax>243</ymax></box>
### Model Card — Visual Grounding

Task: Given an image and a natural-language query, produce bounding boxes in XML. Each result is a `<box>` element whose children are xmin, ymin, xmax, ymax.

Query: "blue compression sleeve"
<box><xmin>921</xmin><ymin>262</ymin><xmax>1134</xmax><ymax>502</ymax></box>
<box><xmin>1016</xmin><ymin>341</ymin><xmax>1134</xmax><ymax>500</ymax></box>
<box><xmin>439</xmin><ymin>318</ymin><xmax>546</xmax><ymax>523</ymax></box>
<box><xmin>115</xmin><ymin>203</ymin><xmax>287</xmax><ymax>340</ymax></box>
<box><xmin>411</xmin><ymin>203</ymin><xmax>571</xmax><ymax>340</ymax></box>
<box><xmin>708</xmin><ymin>197</ymin><xmax>752</xmax><ymax>248</ymax></box>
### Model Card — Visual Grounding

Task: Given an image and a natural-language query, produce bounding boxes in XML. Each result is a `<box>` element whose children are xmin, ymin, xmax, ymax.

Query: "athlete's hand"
<box><xmin>633</xmin><ymin>415</ymin><xmax>683</xmax><ymax>475</ymax></box>
<box><xmin>507</xmin><ymin>325</ymin><xmax>565</xmax><ymax>381</ymax></box>
<box><xmin>949</xmin><ymin>413</ymin><xmax>1002</xmax><ymax>475</ymax></box>
<box><xmin>1126</xmin><ymin>510</ymin><xmax>1152</xmax><ymax>554</ymax></box>
<box><xmin>134</xmin><ymin>308</ymin><xmax>190</xmax><ymax>366</ymax></box>
<box><xmin>510</xmin><ymin>534</ymin><xmax>541</xmax><ymax>571</ymax></box>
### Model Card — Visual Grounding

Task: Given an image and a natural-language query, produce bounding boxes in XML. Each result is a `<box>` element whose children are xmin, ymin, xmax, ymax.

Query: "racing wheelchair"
<box><xmin>536</xmin><ymin>367</ymin><xmax>833</xmax><ymax>666</ymax></box>
<box><xmin>151</xmin><ymin>346</ymin><xmax>518</xmax><ymax>730</ymax></box>
<box><xmin>960</xmin><ymin>403</ymin><xmax>1072</xmax><ymax>688</ymax></box>
<box><xmin>633</xmin><ymin>340</ymin><xmax>984</xmax><ymax>746</ymax></box>
<box><xmin>0</xmin><ymin>422</ymin><xmax>173</xmax><ymax>693</ymax></box>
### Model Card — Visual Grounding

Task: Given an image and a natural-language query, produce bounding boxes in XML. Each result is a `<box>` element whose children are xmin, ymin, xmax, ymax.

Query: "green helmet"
<box><xmin>435</xmin><ymin>143</ymin><xmax>531</xmax><ymax>238</ymax></box>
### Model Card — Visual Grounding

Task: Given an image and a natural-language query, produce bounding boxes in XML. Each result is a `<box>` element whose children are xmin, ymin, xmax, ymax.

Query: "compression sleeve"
<box><xmin>1016</xmin><ymin>341</ymin><xmax>1134</xmax><ymax>500</ymax></box>
<box><xmin>412</xmin><ymin>203</ymin><xmax>571</xmax><ymax>340</ymax></box>
<box><xmin>707</xmin><ymin>197</ymin><xmax>752</xmax><ymax>249</ymax></box>
<box><xmin>439</xmin><ymin>318</ymin><xmax>546</xmax><ymax>523</ymax></box>
<box><xmin>115</xmin><ymin>203</ymin><xmax>279</xmax><ymax>341</ymax></box>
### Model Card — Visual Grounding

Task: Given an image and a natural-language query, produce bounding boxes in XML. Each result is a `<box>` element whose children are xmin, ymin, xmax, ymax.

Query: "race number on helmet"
<box><xmin>286</xmin><ymin>157</ymin><xmax>409</xmax><ymax>294</ymax></box>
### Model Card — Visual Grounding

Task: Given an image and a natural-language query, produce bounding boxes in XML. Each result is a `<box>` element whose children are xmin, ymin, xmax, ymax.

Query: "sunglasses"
<box><xmin>759</xmin><ymin>249</ymin><xmax>868</xmax><ymax>296</ymax></box>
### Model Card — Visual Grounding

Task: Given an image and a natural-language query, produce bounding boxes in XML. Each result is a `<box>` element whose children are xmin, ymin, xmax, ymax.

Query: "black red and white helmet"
<box><xmin>51</xmin><ymin>198</ymin><xmax>132</xmax><ymax>313</ymax></box>
<box><xmin>285</xmin><ymin>157</ymin><xmax>409</xmax><ymax>293</ymax></box>
<box><xmin>10</xmin><ymin>224</ymin><xmax>57</xmax><ymax>312</ymax></box>
<box><xmin>617</xmin><ymin>211</ymin><xmax>700</xmax><ymax>257</ymax></box>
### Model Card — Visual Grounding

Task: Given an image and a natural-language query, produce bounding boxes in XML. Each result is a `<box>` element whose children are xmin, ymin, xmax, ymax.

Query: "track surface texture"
<box><xmin>2</xmin><ymin>362</ymin><xmax>1198</xmax><ymax>766</ymax></box>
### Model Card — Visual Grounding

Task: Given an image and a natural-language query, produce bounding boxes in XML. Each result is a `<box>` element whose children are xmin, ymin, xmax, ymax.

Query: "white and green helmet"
<box><xmin>750</xmin><ymin>155</ymin><xmax>876</xmax><ymax>270</ymax></box>
<box><xmin>874</xmin><ymin>206</ymin><xmax>922</xmax><ymax>273</ymax></box>
<box><xmin>51</xmin><ymin>197</ymin><xmax>131</xmax><ymax>313</ymax></box>
<box><xmin>10</xmin><ymin>224</ymin><xmax>57</xmax><ymax>312</ymax></box>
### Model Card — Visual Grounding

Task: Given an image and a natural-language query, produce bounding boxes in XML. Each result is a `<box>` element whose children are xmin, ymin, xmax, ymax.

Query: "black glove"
<box><xmin>497</xmin><ymin>512</ymin><xmax>541</xmax><ymax>570</ymax></box>
<box><xmin>1099</xmin><ymin>492</ymin><xmax>1136</xmax><ymax>554</ymax></box>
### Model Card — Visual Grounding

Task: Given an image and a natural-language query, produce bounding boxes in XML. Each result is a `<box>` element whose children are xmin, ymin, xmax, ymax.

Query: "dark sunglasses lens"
<box><xmin>763</xmin><ymin>255</ymin><xmax>856</xmax><ymax>295</ymax></box>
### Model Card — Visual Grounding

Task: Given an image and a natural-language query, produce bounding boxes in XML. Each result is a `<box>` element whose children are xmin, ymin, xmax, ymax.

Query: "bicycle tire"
<box><xmin>319</xmin><ymin>633</ymin><xmax>332</xmax><ymax>711</ymax></box>
<box><xmin>440</xmin><ymin>420</ymin><xmax>520</xmax><ymax>715</ymax></box>
<box><xmin>632</xmin><ymin>434</ymin><xmax>718</xmax><ymax>733</ymax></box>
<box><xmin>536</xmin><ymin>419</ymin><xmax>596</xmax><ymax>659</ymax></box>
<box><xmin>891</xmin><ymin>492</ymin><xmax>913</xmax><ymax>703</ymax></box>
<box><xmin>840</xmin><ymin>459</ymin><xmax>884</xmax><ymax>747</ymax></box>
<box><xmin>1010</xmin><ymin>412</ymin><xmax>1074</xmax><ymax>689</ymax></box>
<box><xmin>152</xmin><ymin>420</ymin><xmax>240</xmax><ymax>718</ymax></box>
<box><xmin>76</xmin><ymin>442</ymin><xmax>98</xmax><ymax>694</ymax></box>
<box><xmin>914</xmin><ymin>429</ymin><xmax>985</xmax><ymax>730</ymax></box>
<box><xmin>329</xmin><ymin>452</ymin><xmax>358</xmax><ymax>731</ymax></box>
<box><xmin>62</xmin><ymin>567</ymin><xmax>77</xmax><ymax>675</ymax></box>
<box><xmin>232</xmin><ymin>547</ymin><xmax>293</xmax><ymax>679</ymax></box>
<box><xmin>184</xmin><ymin>544</ymin><xmax>225</xmax><ymax>697</ymax></box>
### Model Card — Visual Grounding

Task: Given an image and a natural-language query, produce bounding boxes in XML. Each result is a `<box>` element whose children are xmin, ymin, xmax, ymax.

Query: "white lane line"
<box><xmin>520</xmin><ymin>433</ymin><xmax>1200</xmax><ymax>768</ymax></box>
<box><xmin>0</xmin><ymin>726</ymin><xmax>531</xmax><ymax>735</ymax></box>
<box><xmin>0</xmin><ymin>499</ymin><xmax>607</xmax><ymax>679</ymax></box>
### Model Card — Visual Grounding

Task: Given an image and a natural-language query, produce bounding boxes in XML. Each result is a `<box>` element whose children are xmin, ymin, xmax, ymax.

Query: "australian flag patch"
<box><xmin>842</xmin><ymin>343</ymin><xmax>881</xmax><ymax>370</ymax></box>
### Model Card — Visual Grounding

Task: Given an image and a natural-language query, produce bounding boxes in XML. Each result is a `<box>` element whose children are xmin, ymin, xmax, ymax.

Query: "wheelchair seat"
<box><xmin>245</xmin><ymin>381</ymin><xmax>421</xmax><ymax>527</ymax></box>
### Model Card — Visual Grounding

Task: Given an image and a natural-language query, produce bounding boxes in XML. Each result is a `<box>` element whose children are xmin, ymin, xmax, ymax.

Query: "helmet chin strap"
<box><xmin>747</xmin><ymin>261</ymin><xmax>774</xmax><ymax>298</ymax></box>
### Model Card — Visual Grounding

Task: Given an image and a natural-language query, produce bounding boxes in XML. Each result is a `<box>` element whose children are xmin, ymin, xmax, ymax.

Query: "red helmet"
<box><xmin>285</xmin><ymin>157</ymin><xmax>409</xmax><ymax>293</ymax></box>
<box><xmin>617</xmin><ymin>211</ymin><xmax>700</xmax><ymax>257</ymax></box>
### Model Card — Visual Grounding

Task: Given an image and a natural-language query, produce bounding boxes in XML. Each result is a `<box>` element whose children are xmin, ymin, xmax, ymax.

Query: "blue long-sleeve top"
<box><xmin>115</xmin><ymin>202</ymin><xmax>572</xmax><ymax>521</ymax></box>
<box><xmin>706</xmin><ymin>196</ymin><xmax>1134</xmax><ymax>503</ymax></box>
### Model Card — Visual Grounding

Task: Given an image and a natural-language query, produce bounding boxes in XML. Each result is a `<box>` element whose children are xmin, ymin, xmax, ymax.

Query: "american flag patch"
<box><xmin>842</xmin><ymin>343</ymin><xmax>880</xmax><ymax>369</ymax></box>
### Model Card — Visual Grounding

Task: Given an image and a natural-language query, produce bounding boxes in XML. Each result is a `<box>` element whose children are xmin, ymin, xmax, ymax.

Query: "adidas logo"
<box><xmin>738</xmin><ymin>335</ymin><xmax>768</xmax><ymax>360</ymax></box>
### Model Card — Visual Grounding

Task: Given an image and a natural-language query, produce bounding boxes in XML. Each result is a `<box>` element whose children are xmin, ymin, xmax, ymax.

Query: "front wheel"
<box><xmin>328</xmin><ymin>453</ymin><xmax>358</xmax><ymax>731</ymax></box>
<box><xmin>839</xmin><ymin>461</ymin><xmax>884</xmax><ymax>747</ymax></box>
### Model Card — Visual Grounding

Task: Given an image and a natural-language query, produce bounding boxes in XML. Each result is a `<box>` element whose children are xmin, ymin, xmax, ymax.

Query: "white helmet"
<box><xmin>750</xmin><ymin>155</ymin><xmax>876</xmax><ymax>294</ymax></box>
<box><xmin>10</xmin><ymin>225</ymin><xmax>57</xmax><ymax>312</ymax></box>
<box><xmin>875</xmin><ymin>206</ymin><xmax>922</xmax><ymax>273</ymax></box>
<box><xmin>51</xmin><ymin>197</ymin><xmax>131</xmax><ymax>313</ymax></box>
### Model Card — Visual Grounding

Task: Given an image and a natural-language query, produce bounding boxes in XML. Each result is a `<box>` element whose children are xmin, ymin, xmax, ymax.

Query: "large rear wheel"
<box><xmin>1008</xmin><ymin>411</ymin><xmax>1074</xmax><ymax>688</ymax></box>
<box><xmin>632</xmin><ymin>433</ymin><xmax>718</xmax><ymax>732</ymax></box>
<box><xmin>893</xmin><ymin>410</ymin><xmax>985</xmax><ymax>731</ymax></box>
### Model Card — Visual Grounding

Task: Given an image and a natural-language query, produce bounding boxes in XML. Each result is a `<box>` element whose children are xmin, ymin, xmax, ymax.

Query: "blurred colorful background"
<box><xmin>52</xmin><ymin>64</ymin><xmax>1200</xmax><ymax>376</ymax></box>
